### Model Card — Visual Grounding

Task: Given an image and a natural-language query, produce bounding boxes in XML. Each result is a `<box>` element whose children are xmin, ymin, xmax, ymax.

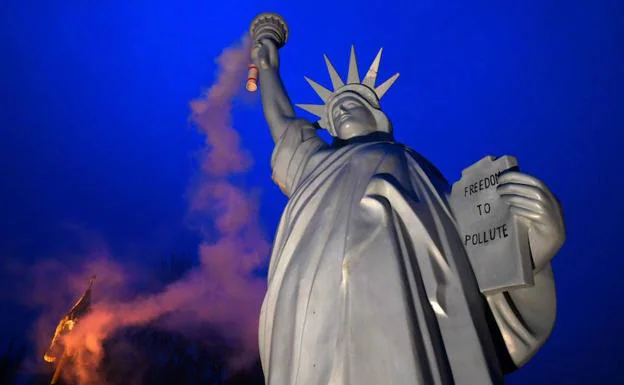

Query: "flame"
<box><xmin>43</xmin><ymin>276</ymin><xmax>93</xmax><ymax>385</ymax></box>
<box><xmin>43</xmin><ymin>354</ymin><xmax>56</xmax><ymax>363</ymax></box>
<box><xmin>43</xmin><ymin>316</ymin><xmax>74</xmax><ymax>363</ymax></box>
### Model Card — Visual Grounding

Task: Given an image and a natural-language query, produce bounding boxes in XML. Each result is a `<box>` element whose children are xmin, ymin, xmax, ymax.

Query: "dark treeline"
<box><xmin>0</xmin><ymin>338</ymin><xmax>27</xmax><ymax>385</ymax></box>
<box><xmin>3</xmin><ymin>253</ymin><xmax>265</xmax><ymax>385</ymax></box>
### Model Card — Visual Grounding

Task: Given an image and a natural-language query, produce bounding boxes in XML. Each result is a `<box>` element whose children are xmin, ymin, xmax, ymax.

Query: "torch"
<box><xmin>246</xmin><ymin>13</ymin><xmax>289</xmax><ymax>92</ymax></box>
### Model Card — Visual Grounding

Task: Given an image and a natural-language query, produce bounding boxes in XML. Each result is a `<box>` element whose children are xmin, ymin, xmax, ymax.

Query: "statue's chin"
<box><xmin>334</xmin><ymin>124</ymin><xmax>377</xmax><ymax>140</ymax></box>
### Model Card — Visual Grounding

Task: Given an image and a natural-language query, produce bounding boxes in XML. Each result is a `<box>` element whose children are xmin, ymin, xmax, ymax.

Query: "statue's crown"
<box><xmin>296</xmin><ymin>46</ymin><xmax>399</xmax><ymax>131</ymax></box>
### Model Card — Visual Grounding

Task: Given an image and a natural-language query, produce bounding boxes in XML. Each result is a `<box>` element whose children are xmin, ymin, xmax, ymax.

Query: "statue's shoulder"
<box><xmin>287</xmin><ymin>118</ymin><xmax>317</xmax><ymax>131</ymax></box>
<box><xmin>400</xmin><ymin>144</ymin><xmax>451</xmax><ymax>193</ymax></box>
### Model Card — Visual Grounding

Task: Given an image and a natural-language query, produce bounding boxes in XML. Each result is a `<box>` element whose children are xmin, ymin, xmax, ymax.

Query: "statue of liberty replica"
<box><xmin>249</xmin><ymin>13</ymin><xmax>565</xmax><ymax>385</ymax></box>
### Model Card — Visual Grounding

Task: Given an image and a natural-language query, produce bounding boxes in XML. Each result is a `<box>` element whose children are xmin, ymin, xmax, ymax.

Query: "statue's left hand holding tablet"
<box><xmin>497</xmin><ymin>171</ymin><xmax>565</xmax><ymax>272</ymax></box>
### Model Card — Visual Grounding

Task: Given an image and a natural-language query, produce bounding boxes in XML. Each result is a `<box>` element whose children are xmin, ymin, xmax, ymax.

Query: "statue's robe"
<box><xmin>259</xmin><ymin>119</ymin><xmax>554</xmax><ymax>385</ymax></box>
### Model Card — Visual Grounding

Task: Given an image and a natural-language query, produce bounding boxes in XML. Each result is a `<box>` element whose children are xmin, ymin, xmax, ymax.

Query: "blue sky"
<box><xmin>1</xmin><ymin>0</ymin><xmax>623</xmax><ymax>383</ymax></box>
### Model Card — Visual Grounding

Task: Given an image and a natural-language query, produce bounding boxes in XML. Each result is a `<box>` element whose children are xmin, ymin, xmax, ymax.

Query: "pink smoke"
<box><xmin>20</xmin><ymin>35</ymin><xmax>270</xmax><ymax>384</ymax></box>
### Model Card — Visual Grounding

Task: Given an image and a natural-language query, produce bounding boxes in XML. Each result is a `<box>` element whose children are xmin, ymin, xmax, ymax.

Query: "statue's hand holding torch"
<box><xmin>246</xmin><ymin>13</ymin><xmax>288</xmax><ymax>92</ymax></box>
<box><xmin>251</xmin><ymin>39</ymin><xmax>279</xmax><ymax>70</ymax></box>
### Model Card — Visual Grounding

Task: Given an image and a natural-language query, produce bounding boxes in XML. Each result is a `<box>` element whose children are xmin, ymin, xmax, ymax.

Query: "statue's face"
<box><xmin>331</xmin><ymin>95</ymin><xmax>377</xmax><ymax>139</ymax></box>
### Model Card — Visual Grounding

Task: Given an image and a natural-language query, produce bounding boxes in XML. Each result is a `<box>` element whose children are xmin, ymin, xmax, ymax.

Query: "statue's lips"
<box><xmin>338</xmin><ymin>113</ymin><xmax>351</xmax><ymax>124</ymax></box>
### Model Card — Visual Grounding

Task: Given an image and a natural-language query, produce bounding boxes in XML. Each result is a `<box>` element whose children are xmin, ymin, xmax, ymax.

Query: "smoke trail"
<box><xmin>186</xmin><ymin>33</ymin><xmax>270</xmax><ymax>367</ymax></box>
<box><xmin>19</xmin><ymin>35</ymin><xmax>270</xmax><ymax>384</ymax></box>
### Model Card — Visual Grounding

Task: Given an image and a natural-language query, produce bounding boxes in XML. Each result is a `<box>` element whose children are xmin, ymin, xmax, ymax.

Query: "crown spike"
<box><xmin>323</xmin><ymin>55</ymin><xmax>345</xmax><ymax>91</ymax></box>
<box><xmin>304</xmin><ymin>76</ymin><xmax>332</xmax><ymax>102</ymax></box>
<box><xmin>375</xmin><ymin>72</ymin><xmax>400</xmax><ymax>99</ymax></box>
<box><xmin>346</xmin><ymin>45</ymin><xmax>360</xmax><ymax>84</ymax></box>
<box><xmin>296</xmin><ymin>103</ymin><xmax>325</xmax><ymax>118</ymax></box>
<box><xmin>362</xmin><ymin>48</ymin><xmax>383</xmax><ymax>88</ymax></box>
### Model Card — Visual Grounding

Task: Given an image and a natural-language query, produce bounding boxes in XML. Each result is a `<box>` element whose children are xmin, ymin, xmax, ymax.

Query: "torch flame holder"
<box><xmin>249</xmin><ymin>13</ymin><xmax>288</xmax><ymax>48</ymax></box>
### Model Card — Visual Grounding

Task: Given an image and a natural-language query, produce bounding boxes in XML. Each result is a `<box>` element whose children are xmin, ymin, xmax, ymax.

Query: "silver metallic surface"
<box><xmin>250</xmin><ymin>14</ymin><xmax>565</xmax><ymax>384</ymax></box>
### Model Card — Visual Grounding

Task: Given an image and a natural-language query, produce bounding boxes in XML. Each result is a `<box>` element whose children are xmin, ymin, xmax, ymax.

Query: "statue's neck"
<box><xmin>331</xmin><ymin>131</ymin><xmax>395</xmax><ymax>148</ymax></box>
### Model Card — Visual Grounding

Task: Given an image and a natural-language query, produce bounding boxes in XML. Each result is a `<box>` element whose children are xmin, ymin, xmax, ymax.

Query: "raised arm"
<box><xmin>251</xmin><ymin>39</ymin><xmax>296</xmax><ymax>142</ymax></box>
